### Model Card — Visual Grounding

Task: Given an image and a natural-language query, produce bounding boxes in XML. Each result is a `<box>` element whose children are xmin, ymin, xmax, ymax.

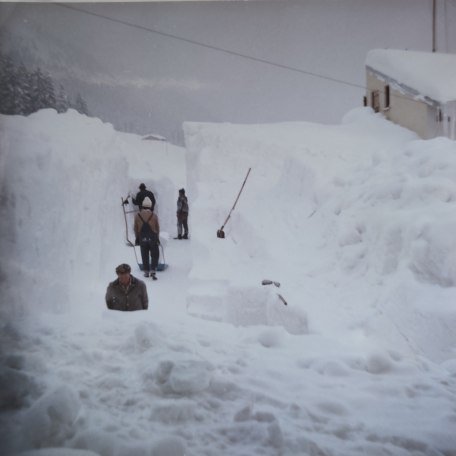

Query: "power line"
<box><xmin>53</xmin><ymin>2</ymin><xmax>446</xmax><ymax>110</ymax></box>
<box><xmin>54</xmin><ymin>2</ymin><xmax>365</xmax><ymax>92</ymax></box>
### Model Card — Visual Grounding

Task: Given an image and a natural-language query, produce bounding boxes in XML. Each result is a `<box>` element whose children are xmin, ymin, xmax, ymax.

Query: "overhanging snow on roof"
<box><xmin>366</xmin><ymin>65</ymin><xmax>441</xmax><ymax>109</ymax></box>
<box><xmin>366</xmin><ymin>49</ymin><xmax>456</xmax><ymax>105</ymax></box>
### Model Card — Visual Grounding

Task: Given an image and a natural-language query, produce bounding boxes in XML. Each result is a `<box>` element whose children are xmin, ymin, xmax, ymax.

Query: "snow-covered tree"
<box><xmin>17</xmin><ymin>64</ymin><xmax>34</xmax><ymax>115</ymax></box>
<box><xmin>0</xmin><ymin>54</ymin><xmax>22</xmax><ymax>114</ymax></box>
<box><xmin>29</xmin><ymin>68</ymin><xmax>56</xmax><ymax>112</ymax></box>
<box><xmin>0</xmin><ymin>53</ymin><xmax>82</xmax><ymax>116</ymax></box>
<box><xmin>55</xmin><ymin>84</ymin><xmax>70</xmax><ymax>113</ymax></box>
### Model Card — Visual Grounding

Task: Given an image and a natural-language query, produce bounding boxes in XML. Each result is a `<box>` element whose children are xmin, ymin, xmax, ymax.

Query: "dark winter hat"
<box><xmin>116</xmin><ymin>263</ymin><xmax>131</xmax><ymax>274</ymax></box>
<box><xmin>179</xmin><ymin>188</ymin><xmax>185</xmax><ymax>194</ymax></box>
<box><xmin>139</xmin><ymin>183</ymin><xmax>146</xmax><ymax>190</ymax></box>
<box><xmin>142</xmin><ymin>197</ymin><xmax>152</xmax><ymax>208</ymax></box>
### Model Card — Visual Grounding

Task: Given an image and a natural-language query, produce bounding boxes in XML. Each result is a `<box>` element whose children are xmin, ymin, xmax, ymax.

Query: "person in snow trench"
<box><xmin>134</xmin><ymin>196</ymin><xmax>160</xmax><ymax>280</ymax></box>
<box><xmin>132</xmin><ymin>182</ymin><xmax>156</xmax><ymax>211</ymax></box>
<box><xmin>175</xmin><ymin>188</ymin><xmax>189</xmax><ymax>239</ymax></box>
<box><xmin>105</xmin><ymin>263</ymin><xmax>148</xmax><ymax>311</ymax></box>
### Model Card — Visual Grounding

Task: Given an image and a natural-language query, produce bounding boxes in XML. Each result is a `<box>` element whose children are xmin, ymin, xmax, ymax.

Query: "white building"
<box><xmin>365</xmin><ymin>49</ymin><xmax>456</xmax><ymax>140</ymax></box>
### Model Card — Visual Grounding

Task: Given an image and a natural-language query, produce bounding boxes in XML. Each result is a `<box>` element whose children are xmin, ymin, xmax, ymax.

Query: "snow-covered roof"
<box><xmin>142</xmin><ymin>134</ymin><xmax>167</xmax><ymax>141</ymax></box>
<box><xmin>366</xmin><ymin>49</ymin><xmax>456</xmax><ymax>104</ymax></box>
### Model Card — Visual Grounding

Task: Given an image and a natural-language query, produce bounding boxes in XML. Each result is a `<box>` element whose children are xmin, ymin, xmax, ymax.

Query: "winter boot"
<box><xmin>143</xmin><ymin>272</ymin><xmax>150</xmax><ymax>278</ymax></box>
<box><xmin>183</xmin><ymin>233</ymin><xmax>188</xmax><ymax>239</ymax></box>
<box><xmin>151</xmin><ymin>272</ymin><xmax>157</xmax><ymax>280</ymax></box>
<box><xmin>174</xmin><ymin>234</ymin><xmax>182</xmax><ymax>240</ymax></box>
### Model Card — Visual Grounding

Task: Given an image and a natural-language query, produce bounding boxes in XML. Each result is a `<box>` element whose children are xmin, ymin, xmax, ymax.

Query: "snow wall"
<box><xmin>184</xmin><ymin>108</ymin><xmax>456</xmax><ymax>361</ymax></box>
<box><xmin>0</xmin><ymin>109</ymin><xmax>186</xmax><ymax>321</ymax></box>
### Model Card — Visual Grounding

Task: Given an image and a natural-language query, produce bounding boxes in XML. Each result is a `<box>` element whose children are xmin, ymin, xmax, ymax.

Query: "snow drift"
<box><xmin>1</xmin><ymin>108</ymin><xmax>456</xmax><ymax>455</ymax></box>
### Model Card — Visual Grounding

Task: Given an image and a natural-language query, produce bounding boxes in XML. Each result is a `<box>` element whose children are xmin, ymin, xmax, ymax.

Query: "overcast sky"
<box><xmin>1</xmin><ymin>1</ymin><xmax>455</xmax><ymax>141</ymax></box>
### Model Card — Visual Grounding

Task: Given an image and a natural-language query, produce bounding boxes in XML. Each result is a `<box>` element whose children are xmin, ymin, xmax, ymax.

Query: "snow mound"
<box><xmin>2</xmin><ymin>108</ymin><xmax>456</xmax><ymax>455</ymax></box>
<box><xmin>151</xmin><ymin>436</ymin><xmax>186</xmax><ymax>456</ymax></box>
<box><xmin>155</xmin><ymin>356</ymin><xmax>213</xmax><ymax>395</ymax></box>
<box><xmin>225</xmin><ymin>286</ymin><xmax>308</xmax><ymax>335</ymax></box>
<box><xmin>22</xmin><ymin>386</ymin><xmax>81</xmax><ymax>448</ymax></box>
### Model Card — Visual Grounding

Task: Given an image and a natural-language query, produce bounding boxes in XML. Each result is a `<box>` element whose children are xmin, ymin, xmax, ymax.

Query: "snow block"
<box><xmin>225</xmin><ymin>286</ymin><xmax>308</xmax><ymax>335</ymax></box>
<box><xmin>71</xmin><ymin>430</ymin><xmax>119</xmax><ymax>456</ymax></box>
<box><xmin>0</xmin><ymin>366</ymin><xmax>38</xmax><ymax>409</ymax></box>
<box><xmin>133</xmin><ymin>322</ymin><xmax>164</xmax><ymax>353</ymax></box>
<box><xmin>155</xmin><ymin>356</ymin><xmax>213</xmax><ymax>395</ymax></box>
<box><xmin>186</xmin><ymin>281</ymin><xmax>227</xmax><ymax>322</ymax></box>
<box><xmin>257</xmin><ymin>328</ymin><xmax>284</xmax><ymax>348</ymax></box>
<box><xmin>22</xmin><ymin>386</ymin><xmax>81</xmax><ymax>448</ymax></box>
<box><xmin>151</xmin><ymin>436</ymin><xmax>186</xmax><ymax>456</ymax></box>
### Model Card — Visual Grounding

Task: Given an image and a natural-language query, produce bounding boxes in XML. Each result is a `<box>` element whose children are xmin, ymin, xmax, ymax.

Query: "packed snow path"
<box><xmin>1</xmin><ymin>109</ymin><xmax>456</xmax><ymax>456</ymax></box>
<box><xmin>136</xmin><ymin>238</ymin><xmax>193</xmax><ymax>318</ymax></box>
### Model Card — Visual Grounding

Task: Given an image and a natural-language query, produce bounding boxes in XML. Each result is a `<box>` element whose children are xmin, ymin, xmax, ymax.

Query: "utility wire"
<box><xmin>54</xmin><ymin>2</ymin><xmax>365</xmax><ymax>91</ymax></box>
<box><xmin>54</xmin><ymin>2</ymin><xmax>446</xmax><ymax>110</ymax></box>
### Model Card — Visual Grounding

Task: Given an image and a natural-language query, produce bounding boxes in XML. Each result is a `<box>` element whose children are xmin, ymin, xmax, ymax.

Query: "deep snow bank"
<box><xmin>1</xmin><ymin>108</ymin><xmax>456</xmax><ymax>456</ymax></box>
<box><xmin>0</xmin><ymin>109</ymin><xmax>185</xmax><ymax>321</ymax></box>
<box><xmin>184</xmin><ymin>108</ymin><xmax>456</xmax><ymax>360</ymax></box>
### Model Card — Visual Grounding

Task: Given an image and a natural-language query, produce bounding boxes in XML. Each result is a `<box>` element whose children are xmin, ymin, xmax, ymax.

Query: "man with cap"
<box><xmin>132</xmin><ymin>183</ymin><xmax>156</xmax><ymax>211</ymax></box>
<box><xmin>105</xmin><ymin>263</ymin><xmax>148</xmax><ymax>311</ymax></box>
<box><xmin>134</xmin><ymin>196</ymin><xmax>160</xmax><ymax>280</ymax></box>
<box><xmin>175</xmin><ymin>188</ymin><xmax>189</xmax><ymax>240</ymax></box>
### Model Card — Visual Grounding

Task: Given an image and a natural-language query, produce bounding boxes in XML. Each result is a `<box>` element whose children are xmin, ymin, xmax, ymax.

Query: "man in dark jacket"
<box><xmin>132</xmin><ymin>183</ymin><xmax>156</xmax><ymax>211</ymax></box>
<box><xmin>105</xmin><ymin>263</ymin><xmax>148</xmax><ymax>311</ymax></box>
<box><xmin>175</xmin><ymin>188</ymin><xmax>189</xmax><ymax>239</ymax></box>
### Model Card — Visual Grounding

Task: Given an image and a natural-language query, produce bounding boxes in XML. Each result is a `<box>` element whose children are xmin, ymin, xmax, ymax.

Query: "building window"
<box><xmin>371</xmin><ymin>90</ymin><xmax>380</xmax><ymax>113</ymax></box>
<box><xmin>363</xmin><ymin>96</ymin><xmax>367</xmax><ymax>107</ymax></box>
<box><xmin>384</xmin><ymin>85</ymin><xmax>390</xmax><ymax>109</ymax></box>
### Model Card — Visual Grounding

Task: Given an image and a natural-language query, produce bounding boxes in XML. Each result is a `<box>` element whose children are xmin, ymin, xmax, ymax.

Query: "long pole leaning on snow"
<box><xmin>217</xmin><ymin>167</ymin><xmax>252</xmax><ymax>238</ymax></box>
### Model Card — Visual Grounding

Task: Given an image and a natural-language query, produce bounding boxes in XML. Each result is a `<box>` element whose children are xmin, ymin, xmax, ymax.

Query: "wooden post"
<box><xmin>432</xmin><ymin>0</ymin><xmax>437</xmax><ymax>52</ymax></box>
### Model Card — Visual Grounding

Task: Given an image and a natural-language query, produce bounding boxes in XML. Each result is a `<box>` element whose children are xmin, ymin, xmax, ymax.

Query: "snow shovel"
<box><xmin>121</xmin><ymin>195</ymin><xmax>139</xmax><ymax>246</ymax></box>
<box><xmin>217</xmin><ymin>167</ymin><xmax>252</xmax><ymax>238</ymax></box>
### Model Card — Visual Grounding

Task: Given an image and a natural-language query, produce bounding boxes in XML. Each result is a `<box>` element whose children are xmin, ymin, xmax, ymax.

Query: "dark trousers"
<box><xmin>177</xmin><ymin>214</ymin><xmax>189</xmax><ymax>236</ymax></box>
<box><xmin>140</xmin><ymin>241</ymin><xmax>159</xmax><ymax>272</ymax></box>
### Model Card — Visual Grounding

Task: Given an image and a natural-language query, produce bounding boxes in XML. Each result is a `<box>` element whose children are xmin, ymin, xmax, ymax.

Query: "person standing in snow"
<box><xmin>175</xmin><ymin>188</ymin><xmax>189</xmax><ymax>239</ymax></box>
<box><xmin>105</xmin><ymin>263</ymin><xmax>148</xmax><ymax>311</ymax></box>
<box><xmin>132</xmin><ymin>183</ymin><xmax>156</xmax><ymax>211</ymax></box>
<box><xmin>134</xmin><ymin>196</ymin><xmax>160</xmax><ymax>279</ymax></box>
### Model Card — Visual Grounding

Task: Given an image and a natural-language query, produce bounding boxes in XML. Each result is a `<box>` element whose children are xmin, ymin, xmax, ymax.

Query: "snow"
<box><xmin>1</xmin><ymin>107</ymin><xmax>456</xmax><ymax>455</ymax></box>
<box><xmin>142</xmin><ymin>134</ymin><xmax>167</xmax><ymax>142</ymax></box>
<box><xmin>366</xmin><ymin>49</ymin><xmax>456</xmax><ymax>103</ymax></box>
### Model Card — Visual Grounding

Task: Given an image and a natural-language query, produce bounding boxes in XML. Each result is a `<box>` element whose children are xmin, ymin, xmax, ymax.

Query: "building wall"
<box><xmin>366</xmin><ymin>71</ymin><xmax>441</xmax><ymax>140</ymax></box>
<box><xmin>442</xmin><ymin>101</ymin><xmax>456</xmax><ymax>140</ymax></box>
<box><xmin>366</xmin><ymin>71</ymin><xmax>439</xmax><ymax>139</ymax></box>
